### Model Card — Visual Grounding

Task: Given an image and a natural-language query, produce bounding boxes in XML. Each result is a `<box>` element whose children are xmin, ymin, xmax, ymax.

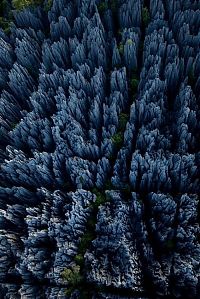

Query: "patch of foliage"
<box><xmin>43</xmin><ymin>0</ymin><xmax>53</xmax><ymax>12</ymax></box>
<box><xmin>74</xmin><ymin>254</ymin><xmax>84</xmax><ymax>267</ymax></box>
<box><xmin>142</xmin><ymin>7</ymin><xmax>150</xmax><ymax>27</ymax></box>
<box><xmin>130</xmin><ymin>74</ymin><xmax>139</xmax><ymax>95</ymax></box>
<box><xmin>118</xmin><ymin>42</ymin><xmax>124</xmax><ymax>55</ymax></box>
<box><xmin>110</xmin><ymin>0</ymin><xmax>117</xmax><ymax>14</ymax></box>
<box><xmin>62</xmin><ymin>265</ymin><xmax>83</xmax><ymax>296</ymax></box>
<box><xmin>104</xmin><ymin>179</ymin><xmax>114</xmax><ymax>190</ymax></box>
<box><xmin>0</xmin><ymin>0</ymin><xmax>8</xmax><ymax>15</ymax></box>
<box><xmin>0</xmin><ymin>0</ymin><xmax>12</xmax><ymax>33</ymax></box>
<box><xmin>10</xmin><ymin>122</ymin><xmax>18</xmax><ymax>129</ymax></box>
<box><xmin>61</xmin><ymin>265</ymin><xmax>83</xmax><ymax>285</ymax></box>
<box><xmin>92</xmin><ymin>188</ymin><xmax>107</xmax><ymax>208</ymax></box>
<box><xmin>0</xmin><ymin>17</ymin><xmax>11</xmax><ymax>33</ymax></box>
<box><xmin>118</xmin><ymin>113</ymin><xmax>129</xmax><ymax>131</ymax></box>
<box><xmin>97</xmin><ymin>1</ymin><xmax>108</xmax><ymax>13</ymax></box>
<box><xmin>112</xmin><ymin>131</ymin><xmax>124</xmax><ymax>150</ymax></box>
<box><xmin>12</xmin><ymin>0</ymin><xmax>43</xmax><ymax>10</ymax></box>
<box><xmin>127</xmin><ymin>38</ymin><xmax>134</xmax><ymax>45</ymax></box>
<box><xmin>78</xmin><ymin>231</ymin><xmax>96</xmax><ymax>255</ymax></box>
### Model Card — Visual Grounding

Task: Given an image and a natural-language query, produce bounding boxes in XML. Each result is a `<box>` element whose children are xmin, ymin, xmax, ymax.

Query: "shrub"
<box><xmin>104</xmin><ymin>180</ymin><xmax>113</xmax><ymax>190</ymax></box>
<box><xmin>110</xmin><ymin>0</ymin><xmax>117</xmax><ymax>14</ymax></box>
<box><xmin>0</xmin><ymin>17</ymin><xmax>11</xmax><ymax>33</ymax></box>
<box><xmin>0</xmin><ymin>0</ymin><xmax>8</xmax><ymax>16</ymax></box>
<box><xmin>91</xmin><ymin>188</ymin><xmax>107</xmax><ymax>206</ymax></box>
<box><xmin>74</xmin><ymin>254</ymin><xmax>84</xmax><ymax>266</ymax></box>
<box><xmin>118</xmin><ymin>43</ymin><xmax>124</xmax><ymax>55</ymax></box>
<box><xmin>112</xmin><ymin>131</ymin><xmax>124</xmax><ymax>150</ymax></box>
<box><xmin>142</xmin><ymin>7</ymin><xmax>150</xmax><ymax>27</ymax></box>
<box><xmin>91</xmin><ymin>187</ymin><xmax>99</xmax><ymax>195</ymax></box>
<box><xmin>130</xmin><ymin>77</ymin><xmax>139</xmax><ymax>94</ymax></box>
<box><xmin>118</xmin><ymin>113</ymin><xmax>129</xmax><ymax>131</ymax></box>
<box><xmin>78</xmin><ymin>231</ymin><xmax>95</xmax><ymax>254</ymax></box>
<box><xmin>127</xmin><ymin>39</ymin><xmax>133</xmax><ymax>45</ymax></box>
<box><xmin>61</xmin><ymin>265</ymin><xmax>83</xmax><ymax>286</ymax></box>
<box><xmin>97</xmin><ymin>2</ymin><xmax>108</xmax><ymax>13</ymax></box>
<box><xmin>44</xmin><ymin>0</ymin><xmax>53</xmax><ymax>12</ymax></box>
<box><xmin>87</xmin><ymin>216</ymin><xmax>96</xmax><ymax>230</ymax></box>
<box><xmin>12</xmin><ymin>0</ymin><xmax>42</xmax><ymax>10</ymax></box>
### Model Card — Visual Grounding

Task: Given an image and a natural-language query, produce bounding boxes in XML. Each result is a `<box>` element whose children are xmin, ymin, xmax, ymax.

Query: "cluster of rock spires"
<box><xmin>0</xmin><ymin>0</ymin><xmax>200</xmax><ymax>298</ymax></box>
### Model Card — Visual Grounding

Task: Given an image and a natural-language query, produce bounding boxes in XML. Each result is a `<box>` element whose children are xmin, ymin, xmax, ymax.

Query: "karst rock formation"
<box><xmin>0</xmin><ymin>0</ymin><xmax>200</xmax><ymax>298</ymax></box>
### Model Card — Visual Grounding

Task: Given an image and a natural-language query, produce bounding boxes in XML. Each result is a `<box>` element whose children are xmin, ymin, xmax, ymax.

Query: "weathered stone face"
<box><xmin>0</xmin><ymin>0</ymin><xmax>200</xmax><ymax>298</ymax></box>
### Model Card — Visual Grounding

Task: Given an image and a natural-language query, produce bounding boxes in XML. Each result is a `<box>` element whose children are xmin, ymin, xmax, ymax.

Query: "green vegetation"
<box><xmin>0</xmin><ymin>0</ymin><xmax>11</xmax><ymax>33</ymax></box>
<box><xmin>130</xmin><ymin>77</ymin><xmax>139</xmax><ymax>94</ymax></box>
<box><xmin>12</xmin><ymin>0</ymin><xmax>43</xmax><ymax>10</ymax></box>
<box><xmin>44</xmin><ymin>0</ymin><xmax>53</xmax><ymax>12</ymax></box>
<box><xmin>74</xmin><ymin>254</ymin><xmax>84</xmax><ymax>267</ymax></box>
<box><xmin>10</xmin><ymin>122</ymin><xmax>18</xmax><ymax>129</ymax></box>
<box><xmin>118</xmin><ymin>42</ymin><xmax>124</xmax><ymax>55</ymax></box>
<box><xmin>61</xmin><ymin>265</ymin><xmax>83</xmax><ymax>296</ymax></box>
<box><xmin>97</xmin><ymin>0</ymin><xmax>117</xmax><ymax>15</ymax></box>
<box><xmin>104</xmin><ymin>179</ymin><xmax>114</xmax><ymax>190</ymax></box>
<box><xmin>118</xmin><ymin>113</ymin><xmax>129</xmax><ymax>131</ymax></box>
<box><xmin>92</xmin><ymin>188</ymin><xmax>107</xmax><ymax>208</ymax></box>
<box><xmin>78</xmin><ymin>231</ymin><xmax>96</xmax><ymax>254</ymax></box>
<box><xmin>0</xmin><ymin>17</ymin><xmax>11</xmax><ymax>33</ymax></box>
<box><xmin>110</xmin><ymin>0</ymin><xmax>117</xmax><ymax>14</ymax></box>
<box><xmin>87</xmin><ymin>216</ymin><xmax>97</xmax><ymax>229</ymax></box>
<box><xmin>0</xmin><ymin>0</ymin><xmax>8</xmax><ymax>15</ymax></box>
<box><xmin>111</xmin><ymin>114</ymin><xmax>129</xmax><ymax>154</ymax></box>
<box><xmin>97</xmin><ymin>1</ymin><xmax>108</xmax><ymax>13</ymax></box>
<box><xmin>127</xmin><ymin>38</ymin><xmax>134</xmax><ymax>45</ymax></box>
<box><xmin>112</xmin><ymin>131</ymin><xmax>124</xmax><ymax>150</ymax></box>
<box><xmin>142</xmin><ymin>7</ymin><xmax>150</xmax><ymax>27</ymax></box>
